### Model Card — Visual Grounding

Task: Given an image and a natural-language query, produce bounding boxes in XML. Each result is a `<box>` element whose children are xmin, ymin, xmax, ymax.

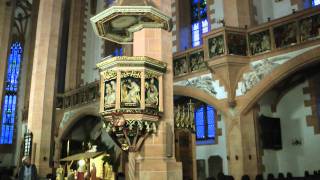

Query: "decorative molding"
<box><xmin>56</xmin><ymin>81</ymin><xmax>100</xmax><ymax>110</ymax></box>
<box><xmin>240</xmin><ymin>58</ymin><xmax>278</xmax><ymax>94</ymax></box>
<box><xmin>59</xmin><ymin>110</ymin><xmax>75</xmax><ymax>130</ymax></box>
<box><xmin>185</xmin><ymin>76</ymin><xmax>217</xmax><ymax>96</ymax></box>
<box><xmin>238</xmin><ymin>44</ymin><xmax>320</xmax><ymax>95</ymax></box>
<box><xmin>90</xmin><ymin>6</ymin><xmax>172</xmax><ymax>44</ymax></box>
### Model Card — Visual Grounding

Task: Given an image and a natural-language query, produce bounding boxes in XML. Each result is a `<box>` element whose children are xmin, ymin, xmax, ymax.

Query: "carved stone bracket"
<box><xmin>207</xmin><ymin>56</ymin><xmax>249</xmax><ymax>107</ymax></box>
<box><xmin>104</xmin><ymin>116</ymin><xmax>157</xmax><ymax>151</ymax></box>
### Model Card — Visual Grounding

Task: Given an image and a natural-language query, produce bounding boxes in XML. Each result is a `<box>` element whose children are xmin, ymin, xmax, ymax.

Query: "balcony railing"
<box><xmin>173</xmin><ymin>6</ymin><xmax>320</xmax><ymax>77</ymax></box>
<box><xmin>56</xmin><ymin>81</ymin><xmax>100</xmax><ymax>110</ymax></box>
<box><xmin>173</xmin><ymin>46</ymin><xmax>208</xmax><ymax>78</ymax></box>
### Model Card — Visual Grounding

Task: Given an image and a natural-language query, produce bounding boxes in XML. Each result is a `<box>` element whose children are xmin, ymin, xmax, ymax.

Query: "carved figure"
<box><xmin>300</xmin><ymin>18</ymin><xmax>313</xmax><ymax>41</ymax></box>
<box><xmin>241</xmin><ymin>59</ymin><xmax>277</xmax><ymax>93</ymax></box>
<box><xmin>104</xmin><ymin>81</ymin><xmax>116</xmax><ymax>106</ymax></box>
<box><xmin>190</xmin><ymin>52</ymin><xmax>206</xmax><ymax>72</ymax></box>
<box><xmin>174</xmin><ymin>57</ymin><xmax>188</xmax><ymax>76</ymax></box>
<box><xmin>145</xmin><ymin>78</ymin><xmax>159</xmax><ymax>106</ymax></box>
<box><xmin>122</xmin><ymin>79</ymin><xmax>140</xmax><ymax>104</ymax></box>
<box><xmin>209</xmin><ymin>35</ymin><xmax>224</xmax><ymax>58</ymax></box>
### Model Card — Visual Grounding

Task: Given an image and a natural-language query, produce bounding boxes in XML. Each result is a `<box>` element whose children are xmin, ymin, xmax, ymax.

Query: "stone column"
<box><xmin>224</xmin><ymin>106</ymin><xmax>261</xmax><ymax>180</ymax></box>
<box><xmin>132</xmin><ymin>1</ymin><xmax>182</xmax><ymax>178</ymax></box>
<box><xmin>224</xmin><ymin>112</ymin><xmax>245</xmax><ymax>180</ymax></box>
<box><xmin>65</xmin><ymin>0</ymin><xmax>86</xmax><ymax>91</ymax></box>
<box><xmin>240</xmin><ymin>106</ymin><xmax>261</xmax><ymax>179</ymax></box>
<box><xmin>133</xmin><ymin>28</ymin><xmax>182</xmax><ymax>180</ymax></box>
<box><xmin>0</xmin><ymin>1</ymin><xmax>14</xmax><ymax>115</ymax></box>
<box><xmin>27</xmin><ymin>0</ymin><xmax>63</xmax><ymax>176</ymax></box>
<box><xmin>223</xmin><ymin>0</ymin><xmax>256</xmax><ymax>28</ymax></box>
<box><xmin>22</xmin><ymin>0</ymin><xmax>40</xmax><ymax>116</ymax></box>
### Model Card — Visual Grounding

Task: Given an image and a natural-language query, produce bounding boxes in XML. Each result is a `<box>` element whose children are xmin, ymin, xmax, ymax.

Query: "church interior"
<box><xmin>1</xmin><ymin>0</ymin><xmax>320</xmax><ymax>179</ymax></box>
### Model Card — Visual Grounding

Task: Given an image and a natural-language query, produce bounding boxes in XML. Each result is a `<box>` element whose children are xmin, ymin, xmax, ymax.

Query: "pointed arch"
<box><xmin>241</xmin><ymin>46</ymin><xmax>320</xmax><ymax>114</ymax></box>
<box><xmin>173</xmin><ymin>85</ymin><xmax>228</xmax><ymax>117</ymax></box>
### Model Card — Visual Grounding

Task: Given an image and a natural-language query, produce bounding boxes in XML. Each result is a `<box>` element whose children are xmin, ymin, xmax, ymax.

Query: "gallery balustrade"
<box><xmin>173</xmin><ymin>6</ymin><xmax>320</xmax><ymax>77</ymax></box>
<box><xmin>56</xmin><ymin>81</ymin><xmax>100</xmax><ymax>110</ymax></box>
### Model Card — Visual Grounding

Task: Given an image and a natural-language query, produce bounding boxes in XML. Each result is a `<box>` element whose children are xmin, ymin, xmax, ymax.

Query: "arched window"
<box><xmin>312</xmin><ymin>0</ymin><xmax>320</xmax><ymax>6</ymax></box>
<box><xmin>191</xmin><ymin>0</ymin><xmax>209</xmax><ymax>47</ymax></box>
<box><xmin>195</xmin><ymin>104</ymin><xmax>215</xmax><ymax>144</ymax></box>
<box><xmin>0</xmin><ymin>42</ymin><xmax>23</xmax><ymax>144</ymax></box>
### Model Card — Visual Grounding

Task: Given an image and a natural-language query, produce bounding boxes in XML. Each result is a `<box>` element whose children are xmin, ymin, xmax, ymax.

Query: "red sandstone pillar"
<box><xmin>27</xmin><ymin>0</ymin><xmax>63</xmax><ymax>176</ymax></box>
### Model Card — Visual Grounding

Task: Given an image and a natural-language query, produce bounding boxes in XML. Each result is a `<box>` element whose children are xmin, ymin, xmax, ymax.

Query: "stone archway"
<box><xmin>173</xmin><ymin>86</ymin><xmax>229</xmax><ymax>179</ymax></box>
<box><xmin>240</xmin><ymin>46</ymin><xmax>320</xmax><ymax>115</ymax></box>
<box><xmin>234</xmin><ymin>47</ymin><xmax>320</xmax><ymax>178</ymax></box>
<box><xmin>173</xmin><ymin>85</ymin><xmax>228</xmax><ymax>117</ymax></box>
<box><xmin>53</xmin><ymin>105</ymin><xmax>100</xmax><ymax>165</ymax></box>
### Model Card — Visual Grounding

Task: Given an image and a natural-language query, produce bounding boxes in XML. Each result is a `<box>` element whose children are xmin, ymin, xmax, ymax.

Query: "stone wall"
<box><xmin>260</xmin><ymin>81</ymin><xmax>320</xmax><ymax>177</ymax></box>
<box><xmin>196</xmin><ymin>118</ymin><xmax>228</xmax><ymax>177</ymax></box>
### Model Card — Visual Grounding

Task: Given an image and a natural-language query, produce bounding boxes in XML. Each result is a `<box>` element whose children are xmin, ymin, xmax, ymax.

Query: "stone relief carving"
<box><xmin>186</xmin><ymin>76</ymin><xmax>217</xmax><ymax>96</ymax></box>
<box><xmin>121</xmin><ymin>71</ymin><xmax>141</xmax><ymax>108</ymax></box>
<box><xmin>249</xmin><ymin>30</ymin><xmax>271</xmax><ymax>55</ymax></box>
<box><xmin>241</xmin><ymin>58</ymin><xmax>278</xmax><ymax>94</ymax></box>
<box><xmin>145</xmin><ymin>77</ymin><xmax>159</xmax><ymax>108</ymax></box>
<box><xmin>274</xmin><ymin>22</ymin><xmax>297</xmax><ymax>48</ymax></box>
<box><xmin>237</xmin><ymin>44</ymin><xmax>320</xmax><ymax>95</ymax></box>
<box><xmin>104</xmin><ymin>79</ymin><xmax>116</xmax><ymax>110</ymax></box>
<box><xmin>189</xmin><ymin>51</ymin><xmax>206</xmax><ymax>72</ymax></box>
<box><xmin>59</xmin><ymin>110</ymin><xmax>75</xmax><ymax>130</ymax></box>
<box><xmin>208</xmin><ymin>35</ymin><xmax>225</xmax><ymax>58</ymax></box>
<box><xmin>174</xmin><ymin>56</ymin><xmax>188</xmax><ymax>76</ymax></box>
<box><xmin>300</xmin><ymin>14</ymin><xmax>320</xmax><ymax>42</ymax></box>
<box><xmin>227</xmin><ymin>33</ymin><xmax>247</xmax><ymax>56</ymax></box>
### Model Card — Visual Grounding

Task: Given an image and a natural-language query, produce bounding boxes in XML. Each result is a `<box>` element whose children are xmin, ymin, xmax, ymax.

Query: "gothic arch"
<box><xmin>173</xmin><ymin>85</ymin><xmax>228</xmax><ymax>116</ymax></box>
<box><xmin>54</xmin><ymin>105</ymin><xmax>100</xmax><ymax>164</ymax></box>
<box><xmin>240</xmin><ymin>46</ymin><xmax>320</xmax><ymax>114</ymax></box>
<box><xmin>56</xmin><ymin>105</ymin><xmax>100</xmax><ymax>142</ymax></box>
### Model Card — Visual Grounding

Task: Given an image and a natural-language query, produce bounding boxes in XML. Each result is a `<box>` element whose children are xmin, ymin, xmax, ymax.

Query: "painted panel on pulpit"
<box><xmin>104</xmin><ymin>79</ymin><xmax>116</xmax><ymax>110</ymax></box>
<box><xmin>145</xmin><ymin>77</ymin><xmax>159</xmax><ymax>109</ymax></box>
<box><xmin>121</xmin><ymin>71</ymin><xmax>141</xmax><ymax>108</ymax></box>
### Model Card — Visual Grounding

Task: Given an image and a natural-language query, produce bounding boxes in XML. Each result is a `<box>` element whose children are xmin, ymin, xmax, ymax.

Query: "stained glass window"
<box><xmin>195</xmin><ymin>106</ymin><xmax>205</xmax><ymax>139</ymax></box>
<box><xmin>312</xmin><ymin>0</ymin><xmax>320</xmax><ymax>6</ymax></box>
<box><xmin>113</xmin><ymin>47</ymin><xmax>123</xmax><ymax>56</ymax></box>
<box><xmin>194</xmin><ymin>104</ymin><xmax>215</xmax><ymax>144</ymax></box>
<box><xmin>191</xmin><ymin>0</ymin><xmax>209</xmax><ymax>47</ymax></box>
<box><xmin>0</xmin><ymin>42</ymin><xmax>22</xmax><ymax>144</ymax></box>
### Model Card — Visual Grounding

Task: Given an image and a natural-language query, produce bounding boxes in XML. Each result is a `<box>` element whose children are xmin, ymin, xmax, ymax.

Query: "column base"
<box><xmin>136</xmin><ymin>158</ymin><xmax>182</xmax><ymax>180</ymax></box>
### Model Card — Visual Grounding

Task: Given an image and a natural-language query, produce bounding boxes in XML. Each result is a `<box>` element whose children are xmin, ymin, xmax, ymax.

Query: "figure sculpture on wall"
<box><xmin>249</xmin><ymin>30</ymin><xmax>271</xmax><ymax>55</ymax></box>
<box><xmin>174</xmin><ymin>57</ymin><xmax>188</xmax><ymax>76</ymax></box>
<box><xmin>190</xmin><ymin>51</ymin><xmax>206</xmax><ymax>72</ymax></box>
<box><xmin>300</xmin><ymin>17</ymin><xmax>313</xmax><ymax>41</ymax></box>
<box><xmin>145</xmin><ymin>78</ymin><xmax>159</xmax><ymax>107</ymax></box>
<box><xmin>227</xmin><ymin>33</ymin><xmax>247</xmax><ymax>56</ymax></box>
<box><xmin>208</xmin><ymin>35</ymin><xmax>225</xmax><ymax>58</ymax></box>
<box><xmin>274</xmin><ymin>23</ymin><xmax>297</xmax><ymax>48</ymax></box>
